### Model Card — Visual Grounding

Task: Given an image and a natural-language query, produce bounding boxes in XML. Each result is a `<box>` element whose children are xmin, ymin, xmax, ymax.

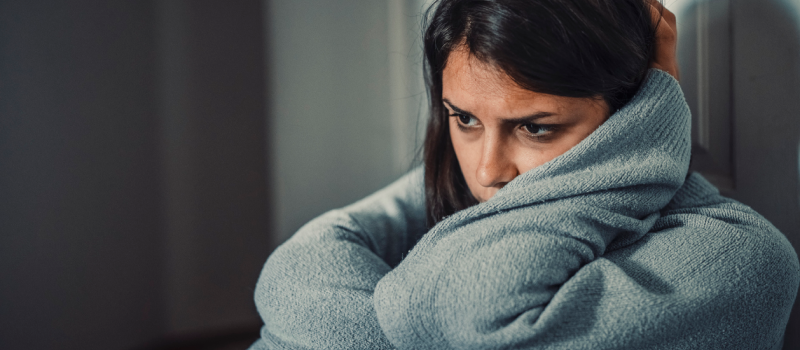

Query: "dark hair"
<box><xmin>422</xmin><ymin>0</ymin><xmax>658</xmax><ymax>227</ymax></box>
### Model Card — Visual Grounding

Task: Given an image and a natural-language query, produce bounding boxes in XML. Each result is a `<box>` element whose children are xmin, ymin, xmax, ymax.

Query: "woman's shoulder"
<box><xmin>655</xmin><ymin>172</ymin><xmax>795</xmax><ymax>259</ymax></box>
<box><xmin>597</xmin><ymin>172</ymin><xmax>798</xmax><ymax>346</ymax></box>
<box><xmin>289</xmin><ymin>167</ymin><xmax>426</xmax><ymax>240</ymax></box>
<box><xmin>340</xmin><ymin>166</ymin><xmax>425</xmax><ymax>222</ymax></box>
<box><xmin>638</xmin><ymin>172</ymin><xmax>798</xmax><ymax>285</ymax></box>
<box><xmin>276</xmin><ymin>167</ymin><xmax>427</xmax><ymax>268</ymax></box>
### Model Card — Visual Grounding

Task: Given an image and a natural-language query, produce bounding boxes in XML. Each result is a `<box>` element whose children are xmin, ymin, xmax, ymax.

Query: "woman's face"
<box><xmin>443</xmin><ymin>48</ymin><xmax>610</xmax><ymax>202</ymax></box>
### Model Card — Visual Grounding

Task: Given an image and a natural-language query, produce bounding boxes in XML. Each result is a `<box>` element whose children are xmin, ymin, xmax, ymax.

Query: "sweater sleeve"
<box><xmin>373</xmin><ymin>184</ymin><xmax>665</xmax><ymax>350</ymax></box>
<box><xmin>372</xmin><ymin>70</ymin><xmax>798</xmax><ymax>349</ymax></box>
<box><xmin>528</xmin><ymin>173</ymin><xmax>800</xmax><ymax>349</ymax></box>
<box><xmin>375</xmin><ymin>173</ymin><xmax>800</xmax><ymax>350</ymax></box>
<box><xmin>373</xmin><ymin>69</ymin><xmax>693</xmax><ymax>350</ymax></box>
<box><xmin>249</xmin><ymin>168</ymin><xmax>426</xmax><ymax>350</ymax></box>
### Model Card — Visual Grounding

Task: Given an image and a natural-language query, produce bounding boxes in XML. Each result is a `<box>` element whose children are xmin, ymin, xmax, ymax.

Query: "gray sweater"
<box><xmin>249</xmin><ymin>70</ymin><xmax>799</xmax><ymax>349</ymax></box>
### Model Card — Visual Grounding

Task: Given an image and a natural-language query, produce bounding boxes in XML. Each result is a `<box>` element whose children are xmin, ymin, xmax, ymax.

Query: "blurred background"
<box><xmin>0</xmin><ymin>0</ymin><xmax>798</xmax><ymax>349</ymax></box>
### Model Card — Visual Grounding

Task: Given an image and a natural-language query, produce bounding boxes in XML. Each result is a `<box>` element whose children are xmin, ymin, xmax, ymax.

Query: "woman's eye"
<box><xmin>456</xmin><ymin>114</ymin><xmax>478</xmax><ymax>127</ymax></box>
<box><xmin>522</xmin><ymin>123</ymin><xmax>552</xmax><ymax>137</ymax></box>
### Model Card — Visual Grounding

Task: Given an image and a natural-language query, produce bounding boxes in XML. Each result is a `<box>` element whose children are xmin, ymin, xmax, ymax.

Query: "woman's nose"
<box><xmin>475</xmin><ymin>137</ymin><xmax>518</xmax><ymax>188</ymax></box>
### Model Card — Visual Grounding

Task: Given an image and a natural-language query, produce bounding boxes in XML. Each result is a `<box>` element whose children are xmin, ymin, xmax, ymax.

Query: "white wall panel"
<box><xmin>266</xmin><ymin>0</ymin><xmax>429</xmax><ymax>244</ymax></box>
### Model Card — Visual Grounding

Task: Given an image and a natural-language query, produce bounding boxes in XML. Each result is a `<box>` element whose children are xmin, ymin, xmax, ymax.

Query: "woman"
<box><xmin>249</xmin><ymin>1</ymin><xmax>799</xmax><ymax>349</ymax></box>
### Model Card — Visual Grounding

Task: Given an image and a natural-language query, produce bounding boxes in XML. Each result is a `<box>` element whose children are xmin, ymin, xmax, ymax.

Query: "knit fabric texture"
<box><xmin>249</xmin><ymin>69</ymin><xmax>800</xmax><ymax>349</ymax></box>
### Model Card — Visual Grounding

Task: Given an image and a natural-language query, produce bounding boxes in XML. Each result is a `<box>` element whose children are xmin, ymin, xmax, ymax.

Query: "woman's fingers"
<box><xmin>648</xmin><ymin>0</ymin><xmax>680</xmax><ymax>80</ymax></box>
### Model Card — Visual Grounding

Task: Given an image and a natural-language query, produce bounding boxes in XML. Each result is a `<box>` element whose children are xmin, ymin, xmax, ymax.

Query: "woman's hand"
<box><xmin>649</xmin><ymin>0</ymin><xmax>680</xmax><ymax>81</ymax></box>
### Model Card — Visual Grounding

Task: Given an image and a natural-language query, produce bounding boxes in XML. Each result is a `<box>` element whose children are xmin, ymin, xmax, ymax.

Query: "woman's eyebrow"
<box><xmin>443</xmin><ymin>99</ymin><xmax>556</xmax><ymax>123</ymax></box>
<box><xmin>501</xmin><ymin>112</ymin><xmax>557</xmax><ymax>124</ymax></box>
<box><xmin>442</xmin><ymin>99</ymin><xmax>474</xmax><ymax>116</ymax></box>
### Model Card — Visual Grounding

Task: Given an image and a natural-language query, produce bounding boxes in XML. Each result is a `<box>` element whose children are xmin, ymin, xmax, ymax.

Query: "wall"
<box><xmin>0</xmin><ymin>0</ymin><xmax>431</xmax><ymax>347</ymax></box>
<box><xmin>265</xmin><ymin>0</ymin><xmax>430</xmax><ymax>244</ymax></box>
<box><xmin>157</xmin><ymin>0</ymin><xmax>270</xmax><ymax>335</ymax></box>
<box><xmin>0</xmin><ymin>1</ymin><xmax>164</xmax><ymax>349</ymax></box>
<box><xmin>0</xmin><ymin>1</ymin><xmax>270</xmax><ymax>349</ymax></box>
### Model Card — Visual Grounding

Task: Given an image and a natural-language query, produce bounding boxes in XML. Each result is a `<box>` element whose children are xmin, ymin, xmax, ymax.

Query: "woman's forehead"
<box><xmin>443</xmin><ymin>48</ymin><xmax>530</xmax><ymax>99</ymax></box>
<box><xmin>442</xmin><ymin>47</ymin><xmax>609</xmax><ymax>120</ymax></box>
<box><xmin>442</xmin><ymin>48</ymin><xmax>582</xmax><ymax>118</ymax></box>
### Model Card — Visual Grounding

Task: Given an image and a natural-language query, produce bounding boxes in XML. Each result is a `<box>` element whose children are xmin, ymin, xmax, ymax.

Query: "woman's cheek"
<box><xmin>450</xmin><ymin>129</ymin><xmax>482</xmax><ymax>200</ymax></box>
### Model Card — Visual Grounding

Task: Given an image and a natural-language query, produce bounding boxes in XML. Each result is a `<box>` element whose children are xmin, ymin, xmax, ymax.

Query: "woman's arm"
<box><xmin>373</xmin><ymin>73</ymin><xmax>798</xmax><ymax>349</ymax></box>
<box><xmin>477</xmin><ymin>174</ymin><xmax>798</xmax><ymax>349</ymax></box>
<box><xmin>576</xmin><ymin>173</ymin><xmax>798</xmax><ymax>349</ymax></box>
<box><xmin>373</xmin><ymin>69</ymin><xmax>694</xmax><ymax>349</ymax></box>
<box><xmin>249</xmin><ymin>168</ymin><xmax>426</xmax><ymax>350</ymax></box>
